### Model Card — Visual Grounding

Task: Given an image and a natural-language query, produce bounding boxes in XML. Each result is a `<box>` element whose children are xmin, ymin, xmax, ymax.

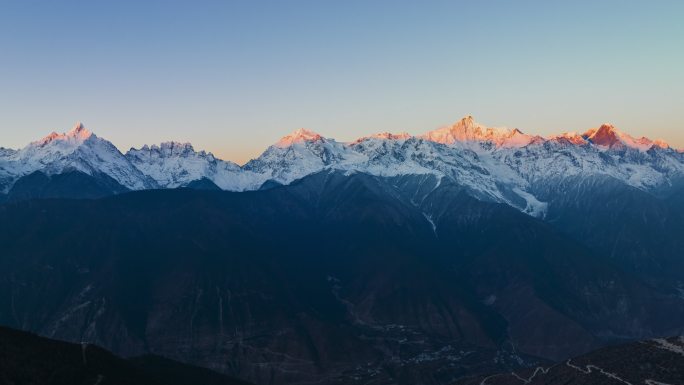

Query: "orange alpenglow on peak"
<box><xmin>549</xmin><ymin>132</ymin><xmax>587</xmax><ymax>145</ymax></box>
<box><xmin>354</xmin><ymin>132</ymin><xmax>412</xmax><ymax>142</ymax></box>
<box><xmin>35</xmin><ymin>121</ymin><xmax>93</xmax><ymax>146</ymax></box>
<box><xmin>369</xmin><ymin>132</ymin><xmax>411</xmax><ymax>140</ymax></box>
<box><xmin>652</xmin><ymin>139</ymin><xmax>669</xmax><ymax>149</ymax></box>
<box><xmin>585</xmin><ymin>123</ymin><xmax>669</xmax><ymax>151</ymax></box>
<box><xmin>421</xmin><ymin>115</ymin><xmax>533</xmax><ymax>147</ymax></box>
<box><xmin>275</xmin><ymin>128</ymin><xmax>323</xmax><ymax>147</ymax></box>
<box><xmin>585</xmin><ymin>124</ymin><xmax>622</xmax><ymax>147</ymax></box>
<box><xmin>69</xmin><ymin>121</ymin><xmax>87</xmax><ymax>134</ymax></box>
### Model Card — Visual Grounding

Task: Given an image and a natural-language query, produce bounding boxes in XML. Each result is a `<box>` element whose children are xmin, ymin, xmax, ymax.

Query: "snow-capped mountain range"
<box><xmin>0</xmin><ymin>123</ymin><xmax>154</xmax><ymax>192</ymax></box>
<box><xmin>1</xmin><ymin>117</ymin><xmax>682</xmax><ymax>217</ymax></box>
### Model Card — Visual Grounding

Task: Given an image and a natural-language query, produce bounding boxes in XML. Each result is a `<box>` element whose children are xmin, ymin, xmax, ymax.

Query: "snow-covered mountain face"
<box><xmin>500</xmin><ymin>124</ymin><xmax>683</xmax><ymax>193</ymax></box>
<box><xmin>3</xmin><ymin>118</ymin><xmax>682</xmax><ymax>218</ymax></box>
<box><xmin>0</xmin><ymin>123</ymin><xmax>154</xmax><ymax>193</ymax></box>
<box><xmin>420</xmin><ymin>115</ymin><xmax>537</xmax><ymax>149</ymax></box>
<box><xmin>242</xmin><ymin>128</ymin><xmax>365</xmax><ymax>188</ymax></box>
<box><xmin>239</xmin><ymin>118</ymin><xmax>681</xmax><ymax>216</ymax></box>
<box><xmin>125</xmin><ymin>142</ymin><xmax>253</xmax><ymax>190</ymax></box>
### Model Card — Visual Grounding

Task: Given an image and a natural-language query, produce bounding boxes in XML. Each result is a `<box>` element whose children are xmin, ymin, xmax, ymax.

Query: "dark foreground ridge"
<box><xmin>0</xmin><ymin>326</ymin><xmax>252</xmax><ymax>385</ymax></box>
<box><xmin>2</xmin><ymin>323</ymin><xmax>681</xmax><ymax>385</ymax></box>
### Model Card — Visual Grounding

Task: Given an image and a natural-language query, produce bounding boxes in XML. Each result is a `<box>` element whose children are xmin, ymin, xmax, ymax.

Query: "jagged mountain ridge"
<box><xmin>125</xmin><ymin>142</ymin><xmax>247</xmax><ymax>190</ymax></box>
<box><xmin>1</xmin><ymin>118</ymin><xmax>682</xmax><ymax>217</ymax></box>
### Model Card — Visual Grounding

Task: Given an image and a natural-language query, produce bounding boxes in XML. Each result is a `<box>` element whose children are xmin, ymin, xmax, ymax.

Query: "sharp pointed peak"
<box><xmin>597</xmin><ymin>123</ymin><xmax>618</xmax><ymax>132</ymax></box>
<box><xmin>585</xmin><ymin>123</ymin><xmax>663</xmax><ymax>151</ymax></box>
<box><xmin>290</xmin><ymin>127</ymin><xmax>321</xmax><ymax>137</ymax></box>
<box><xmin>583</xmin><ymin>123</ymin><xmax>619</xmax><ymax>137</ymax></box>
<box><xmin>585</xmin><ymin>123</ymin><xmax>622</xmax><ymax>147</ymax></box>
<box><xmin>510</xmin><ymin>128</ymin><xmax>525</xmax><ymax>135</ymax></box>
<box><xmin>34</xmin><ymin>122</ymin><xmax>93</xmax><ymax>146</ymax></box>
<box><xmin>422</xmin><ymin>115</ymin><xmax>530</xmax><ymax>147</ymax></box>
<box><xmin>70</xmin><ymin>121</ymin><xmax>85</xmax><ymax>132</ymax></box>
<box><xmin>454</xmin><ymin>115</ymin><xmax>481</xmax><ymax>128</ymax></box>
<box><xmin>276</xmin><ymin>128</ymin><xmax>324</xmax><ymax>147</ymax></box>
<box><xmin>66</xmin><ymin>121</ymin><xmax>92</xmax><ymax>138</ymax></box>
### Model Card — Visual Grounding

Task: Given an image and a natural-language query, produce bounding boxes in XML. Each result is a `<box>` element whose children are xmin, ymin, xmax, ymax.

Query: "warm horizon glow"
<box><xmin>1</xmin><ymin>1</ymin><xmax>683</xmax><ymax>164</ymax></box>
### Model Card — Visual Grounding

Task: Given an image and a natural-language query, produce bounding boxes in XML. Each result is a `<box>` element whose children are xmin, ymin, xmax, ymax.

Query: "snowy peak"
<box><xmin>549</xmin><ymin>132</ymin><xmax>587</xmax><ymax>146</ymax></box>
<box><xmin>68</xmin><ymin>121</ymin><xmax>91</xmax><ymax>138</ymax></box>
<box><xmin>421</xmin><ymin>115</ymin><xmax>533</xmax><ymax>148</ymax></box>
<box><xmin>585</xmin><ymin>123</ymin><xmax>667</xmax><ymax>151</ymax></box>
<box><xmin>503</xmin><ymin>128</ymin><xmax>536</xmax><ymax>148</ymax></box>
<box><xmin>276</xmin><ymin>128</ymin><xmax>324</xmax><ymax>147</ymax></box>
<box><xmin>136</xmin><ymin>141</ymin><xmax>205</xmax><ymax>158</ymax></box>
<box><xmin>652</xmin><ymin>139</ymin><xmax>670</xmax><ymax>149</ymax></box>
<box><xmin>126</xmin><ymin>140</ymin><xmax>244</xmax><ymax>190</ymax></box>
<box><xmin>368</xmin><ymin>132</ymin><xmax>412</xmax><ymax>140</ymax></box>
<box><xmin>36</xmin><ymin>132</ymin><xmax>60</xmax><ymax>146</ymax></box>
<box><xmin>34</xmin><ymin>122</ymin><xmax>93</xmax><ymax>147</ymax></box>
<box><xmin>0</xmin><ymin>122</ymin><xmax>155</xmax><ymax>191</ymax></box>
<box><xmin>355</xmin><ymin>132</ymin><xmax>412</xmax><ymax>142</ymax></box>
<box><xmin>457</xmin><ymin>115</ymin><xmax>478</xmax><ymax>130</ymax></box>
<box><xmin>586</xmin><ymin>124</ymin><xmax>622</xmax><ymax>148</ymax></box>
<box><xmin>244</xmin><ymin>128</ymin><xmax>358</xmax><ymax>188</ymax></box>
<box><xmin>421</xmin><ymin>115</ymin><xmax>486</xmax><ymax>144</ymax></box>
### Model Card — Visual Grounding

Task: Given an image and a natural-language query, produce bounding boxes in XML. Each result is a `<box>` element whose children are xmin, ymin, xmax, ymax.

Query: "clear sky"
<box><xmin>1</xmin><ymin>0</ymin><xmax>683</xmax><ymax>164</ymax></box>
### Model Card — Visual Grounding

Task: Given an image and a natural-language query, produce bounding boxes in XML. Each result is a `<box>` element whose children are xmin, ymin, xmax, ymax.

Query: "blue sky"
<box><xmin>1</xmin><ymin>0</ymin><xmax>683</xmax><ymax>163</ymax></box>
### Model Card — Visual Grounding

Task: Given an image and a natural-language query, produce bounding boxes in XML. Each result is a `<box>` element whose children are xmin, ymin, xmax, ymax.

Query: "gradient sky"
<box><xmin>1</xmin><ymin>0</ymin><xmax>683</xmax><ymax>164</ymax></box>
